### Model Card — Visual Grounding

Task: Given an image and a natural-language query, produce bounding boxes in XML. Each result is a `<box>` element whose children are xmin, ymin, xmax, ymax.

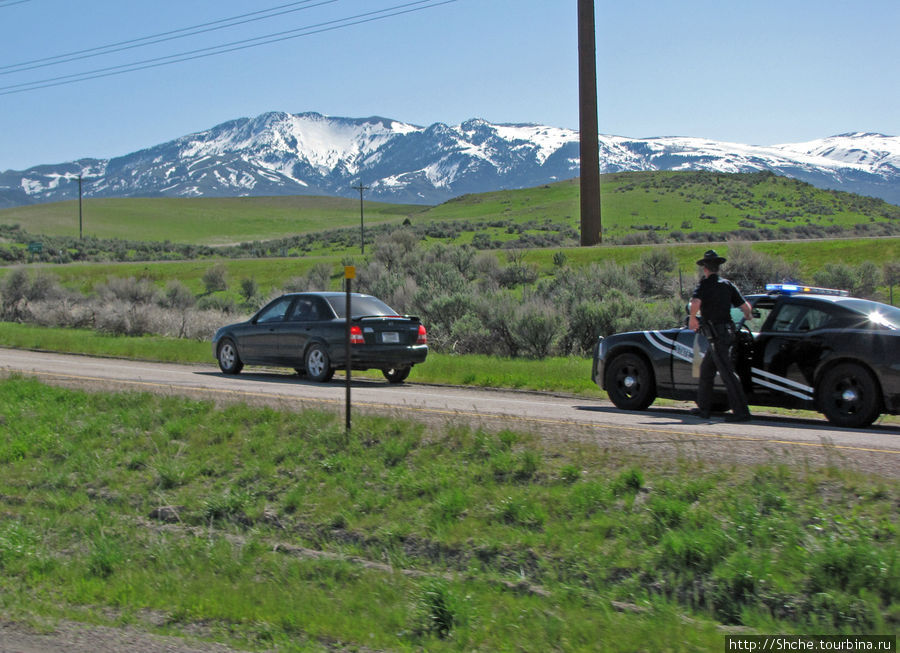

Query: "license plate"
<box><xmin>382</xmin><ymin>332</ymin><xmax>399</xmax><ymax>344</ymax></box>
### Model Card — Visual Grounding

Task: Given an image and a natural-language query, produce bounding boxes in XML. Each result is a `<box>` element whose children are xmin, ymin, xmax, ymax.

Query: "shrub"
<box><xmin>202</xmin><ymin>263</ymin><xmax>228</xmax><ymax>294</ymax></box>
<box><xmin>239</xmin><ymin>277</ymin><xmax>259</xmax><ymax>304</ymax></box>
<box><xmin>725</xmin><ymin>244</ymin><xmax>799</xmax><ymax>293</ymax></box>
<box><xmin>0</xmin><ymin>268</ymin><xmax>63</xmax><ymax>321</ymax></box>
<box><xmin>634</xmin><ymin>249</ymin><xmax>676</xmax><ymax>297</ymax></box>
<box><xmin>814</xmin><ymin>263</ymin><xmax>856</xmax><ymax>293</ymax></box>
<box><xmin>161</xmin><ymin>280</ymin><xmax>196</xmax><ymax>310</ymax></box>
<box><xmin>511</xmin><ymin>300</ymin><xmax>560</xmax><ymax>358</ymax></box>
<box><xmin>95</xmin><ymin>277</ymin><xmax>159</xmax><ymax>305</ymax></box>
<box><xmin>449</xmin><ymin>312</ymin><xmax>493</xmax><ymax>355</ymax></box>
<box><xmin>197</xmin><ymin>294</ymin><xmax>238</xmax><ymax>314</ymax></box>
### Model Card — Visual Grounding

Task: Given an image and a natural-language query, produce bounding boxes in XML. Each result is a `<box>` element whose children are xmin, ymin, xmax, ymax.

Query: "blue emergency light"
<box><xmin>765</xmin><ymin>283</ymin><xmax>849</xmax><ymax>297</ymax></box>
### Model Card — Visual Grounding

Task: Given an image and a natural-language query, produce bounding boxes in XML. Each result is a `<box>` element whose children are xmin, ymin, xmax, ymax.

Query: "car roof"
<box><xmin>749</xmin><ymin>292</ymin><xmax>858</xmax><ymax>304</ymax></box>
<box><xmin>281</xmin><ymin>291</ymin><xmax>375</xmax><ymax>298</ymax></box>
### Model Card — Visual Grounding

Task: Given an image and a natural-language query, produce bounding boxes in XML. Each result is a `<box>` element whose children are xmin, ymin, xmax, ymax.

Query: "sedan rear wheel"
<box><xmin>383</xmin><ymin>366</ymin><xmax>411</xmax><ymax>384</ymax></box>
<box><xmin>217</xmin><ymin>338</ymin><xmax>243</xmax><ymax>374</ymax></box>
<box><xmin>305</xmin><ymin>344</ymin><xmax>334</xmax><ymax>382</ymax></box>
<box><xmin>818</xmin><ymin>363</ymin><xmax>880</xmax><ymax>428</ymax></box>
<box><xmin>605</xmin><ymin>352</ymin><xmax>656</xmax><ymax>410</ymax></box>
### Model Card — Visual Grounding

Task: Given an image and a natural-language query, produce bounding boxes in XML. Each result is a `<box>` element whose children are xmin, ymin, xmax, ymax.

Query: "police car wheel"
<box><xmin>605</xmin><ymin>353</ymin><xmax>656</xmax><ymax>411</ymax></box>
<box><xmin>818</xmin><ymin>363</ymin><xmax>880</xmax><ymax>428</ymax></box>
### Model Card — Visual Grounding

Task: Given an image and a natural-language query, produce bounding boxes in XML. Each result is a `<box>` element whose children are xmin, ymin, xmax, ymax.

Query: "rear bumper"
<box><xmin>345</xmin><ymin>344</ymin><xmax>428</xmax><ymax>370</ymax></box>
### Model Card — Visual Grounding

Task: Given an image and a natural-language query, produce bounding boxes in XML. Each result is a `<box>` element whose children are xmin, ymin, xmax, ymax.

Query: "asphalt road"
<box><xmin>2</xmin><ymin>347</ymin><xmax>898</xmax><ymax>477</ymax></box>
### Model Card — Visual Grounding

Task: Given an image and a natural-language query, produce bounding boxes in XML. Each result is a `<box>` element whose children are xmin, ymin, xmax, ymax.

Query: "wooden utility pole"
<box><xmin>578</xmin><ymin>0</ymin><xmax>601</xmax><ymax>245</ymax></box>
<box><xmin>78</xmin><ymin>174</ymin><xmax>83</xmax><ymax>239</ymax></box>
<box><xmin>352</xmin><ymin>183</ymin><xmax>368</xmax><ymax>254</ymax></box>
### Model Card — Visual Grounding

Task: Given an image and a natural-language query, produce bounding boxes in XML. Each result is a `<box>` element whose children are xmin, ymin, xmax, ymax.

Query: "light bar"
<box><xmin>765</xmin><ymin>283</ymin><xmax>849</xmax><ymax>297</ymax></box>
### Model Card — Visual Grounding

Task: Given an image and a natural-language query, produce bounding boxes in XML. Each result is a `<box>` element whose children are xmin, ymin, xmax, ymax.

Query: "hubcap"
<box><xmin>220</xmin><ymin>345</ymin><xmax>235</xmax><ymax>367</ymax></box>
<box><xmin>623</xmin><ymin>375</ymin><xmax>636</xmax><ymax>389</ymax></box>
<box><xmin>308</xmin><ymin>350</ymin><xmax>325</xmax><ymax>375</ymax></box>
<box><xmin>841</xmin><ymin>388</ymin><xmax>859</xmax><ymax>403</ymax></box>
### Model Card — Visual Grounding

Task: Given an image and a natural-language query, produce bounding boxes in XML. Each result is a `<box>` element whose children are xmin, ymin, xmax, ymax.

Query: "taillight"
<box><xmin>350</xmin><ymin>325</ymin><xmax>365</xmax><ymax>345</ymax></box>
<box><xmin>416</xmin><ymin>324</ymin><xmax>427</xmax><ymax>345</ymax></box>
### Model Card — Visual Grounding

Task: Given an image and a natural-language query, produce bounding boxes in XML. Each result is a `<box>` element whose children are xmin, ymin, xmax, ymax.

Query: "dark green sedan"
<box><xmin>212</xmin><ymin>292</ymin><xmax>428</xmax><ymax>383</ymax></box>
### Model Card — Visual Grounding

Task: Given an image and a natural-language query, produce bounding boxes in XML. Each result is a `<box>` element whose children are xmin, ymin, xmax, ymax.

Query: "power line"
<box><xmin>0</xmin><ymin>0</ymin><xmax>457</xmax><ymax>96</ymax></box>
<box><xmin>0</xmin><ymin>0</ymin><xmax>340</xmax><ymax>75</ymax></box>
<box><xmin>0</xmin><ymin>0</ymin><xmax>32</xmax><ymax>9</ymax></box>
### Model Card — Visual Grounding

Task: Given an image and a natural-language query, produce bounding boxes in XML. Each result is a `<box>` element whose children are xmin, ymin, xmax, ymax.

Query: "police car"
<box><xmin>592</xmin><ymin>284</ymin><xmax>900</xmax><ymax>428</ymax></box>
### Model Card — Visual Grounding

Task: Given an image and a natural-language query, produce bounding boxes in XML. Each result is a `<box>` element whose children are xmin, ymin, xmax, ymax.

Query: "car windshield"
<box><xmin>836</xmin><ymin>299</ymin><xmax>900</xmax><ymax>330</ymax></box>
<box><xmin>326</xmin><ymin>295</ymin><xmax>399</xmax><ymax>319</ymax></box>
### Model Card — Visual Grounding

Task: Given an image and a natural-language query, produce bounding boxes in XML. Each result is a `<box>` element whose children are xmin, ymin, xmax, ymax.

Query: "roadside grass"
<box><xmin>0</xmin><ymin>376</ymin><xmax>897</xmax><ymax>651</ymax></box>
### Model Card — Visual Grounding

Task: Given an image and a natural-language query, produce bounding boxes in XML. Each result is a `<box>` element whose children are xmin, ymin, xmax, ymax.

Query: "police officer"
<box><xmin>688</xmin><ymin>250</ymin><xmax>753</xmax><ymax>422</ymax></box>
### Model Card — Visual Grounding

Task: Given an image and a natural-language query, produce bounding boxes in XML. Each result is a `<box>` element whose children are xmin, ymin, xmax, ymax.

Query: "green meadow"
<box><xmin>2</xmin><ymin>171</ymin><xmax>897</xmax><ymax>249</ymax></box>
<box><xmin>0</xmin><ymin>376</ymin><xmax>896</xmax><ymax>651</ymax></box>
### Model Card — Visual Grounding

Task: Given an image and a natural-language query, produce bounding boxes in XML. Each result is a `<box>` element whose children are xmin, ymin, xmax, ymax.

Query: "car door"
<box><xmin>277</xmin><ymin>295</ymin><xmax>332</xmax><ymax>366</ymax></box>
<box><xmin>751</xmin><ymin>301</ymin><xmax>832</xmax><ymax>404</ymax></box>
<box><xmin>240</xmin><ymin>296</ymin><xmax>294</xmax><ymax>364</ymax></box>
<box><xmin>670</xmin><ymin>327</ymin><xmax>704</xmax><ymax>394</ymax></box>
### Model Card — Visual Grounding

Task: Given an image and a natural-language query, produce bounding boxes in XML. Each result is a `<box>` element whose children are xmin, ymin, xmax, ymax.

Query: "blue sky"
<box><xmin>1</xmin><ymin>0</ymin><xmax>898</xmax><ymax>171</ymax></box>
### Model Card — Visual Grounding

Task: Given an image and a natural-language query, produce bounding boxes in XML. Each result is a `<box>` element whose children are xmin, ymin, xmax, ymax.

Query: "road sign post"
<box><xmin>344</xmin><ymin>266</ymin><xmax>355</xmax><ymax>433</ymax></box>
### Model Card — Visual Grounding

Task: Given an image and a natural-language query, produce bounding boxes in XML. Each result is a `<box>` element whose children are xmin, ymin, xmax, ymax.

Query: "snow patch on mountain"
<box><xmin>1</xmin><ymin>112</ymin><xmax>898</xmax><ymax>210</ymax></box>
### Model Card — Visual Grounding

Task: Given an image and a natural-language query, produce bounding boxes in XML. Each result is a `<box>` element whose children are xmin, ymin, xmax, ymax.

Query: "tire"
<box><xmin>217</xmin><ymin>338</ymin><xmax>243</xmax><ymax>374</ymax></box>
<box><xmin>305</xmin><ymin>344</ymin><xmax>334</xmax><ymax>382</ymax></box>
<box><xmin>817</xmin><ymin>363</ymin><xmax>881</xmax><ymax>428</ymax></box>
<box><xmin>383</xmin><ymin>366</ymin><xmax>411</xmax><ymax>384</ymax></box>
<box><xmin>605</xmin><ymin>352</ymin><xmax>656</xmax><ymax>411</ymax></box>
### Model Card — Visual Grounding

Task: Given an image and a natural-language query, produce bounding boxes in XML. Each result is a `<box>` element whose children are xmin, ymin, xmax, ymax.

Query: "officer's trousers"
<box><xmin>697</xmin><ymin>323</ymin><xmax>750</xmax><ymax>417</ymax></box>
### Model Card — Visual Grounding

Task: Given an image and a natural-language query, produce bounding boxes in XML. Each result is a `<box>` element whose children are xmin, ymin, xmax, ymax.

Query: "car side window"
<box><xmin>256</xmin><ymin>297</ymin><xmax>292</xmax><ymax>323</ymax></box>
<box><xmin>289</xmin><ymin>298</ymin><xmax>314</xmax><ymax>321</ymax></box>
<box><xmin>308</xmin><ymin>297</ymin><xmax>329</xmax><ymax>321</ymax></box>
<box><xmin>769</xmin><ymin>304</ymin><xmax>805</xmax><ymax>332</ymax></box>
<box><xmin>745</xmin><ymin>306</ymin><xmax>772</xmax><ymax>333</ymax></box>
<box><xmin>793</xmin><ymin>307</ymin><xmax>831</xmax><ymax>332</ymax></box>
<box><xmin>288</xmin><ymin>297</ymin><xmax>329</xmax><ymax>321</ymax></box>
<box><xmin>768</xmin><ymin>304</ymin><xmax>832</xmax><ymax>333</ymax></box>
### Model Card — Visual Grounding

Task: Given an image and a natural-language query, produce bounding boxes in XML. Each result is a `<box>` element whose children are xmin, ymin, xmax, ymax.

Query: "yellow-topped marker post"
<box><xmin>344</xmin><ymin>266</ymin><xmax>355</xmax><ymax>432</ymax></box>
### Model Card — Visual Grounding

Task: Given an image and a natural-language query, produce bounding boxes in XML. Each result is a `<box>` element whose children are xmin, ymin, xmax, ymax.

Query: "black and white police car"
<box><xmin>593</xmin><ymin>284</ymin><xmax>900</xmax><ymax>428</ymax></box>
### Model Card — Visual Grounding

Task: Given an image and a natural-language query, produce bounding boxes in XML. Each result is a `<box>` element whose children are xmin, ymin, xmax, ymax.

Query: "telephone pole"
<box><xmin>578</xmin><ymin>0</ymin><xmax>602</xmax><ymax>245</ymax></box>
<box><xmin>78</xmin><ymin>174</ymin><xmax>83</xmax><ymax>239</ymax></box>
<box><xmin>352</xmin><ymin>183</ymin><xmax>368</xmax><ymax>254</ymax></box>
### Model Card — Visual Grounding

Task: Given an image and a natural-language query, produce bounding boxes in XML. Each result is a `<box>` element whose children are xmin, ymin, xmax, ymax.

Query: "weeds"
<box><xmin>0</xmin><ymin>377</ymin><xmax>897</xmax><ymax>650</ymax></box>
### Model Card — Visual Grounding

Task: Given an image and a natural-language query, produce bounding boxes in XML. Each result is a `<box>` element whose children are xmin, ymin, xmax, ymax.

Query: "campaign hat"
<box><xmin>696</xmin><ymin>249</ymin><xmax>727</xmax><ymax>266</ymax></box>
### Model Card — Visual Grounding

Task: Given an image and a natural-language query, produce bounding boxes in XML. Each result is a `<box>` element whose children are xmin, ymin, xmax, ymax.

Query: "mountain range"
<box><xmin>1</xmin><ymin>111</ymin><xmax>898</xmax><ymax>209</ymax></box>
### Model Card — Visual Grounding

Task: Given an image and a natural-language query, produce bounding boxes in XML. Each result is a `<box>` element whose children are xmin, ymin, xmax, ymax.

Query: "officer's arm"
<box><xmin>688</xmin><ymin>298</ymin><xmax>701</xmax><ymax>332</ymax></box>
<box><xmin>739</xmin><ymin>301</ymin><xmax>752</xmax><ymax>322</ymax></box>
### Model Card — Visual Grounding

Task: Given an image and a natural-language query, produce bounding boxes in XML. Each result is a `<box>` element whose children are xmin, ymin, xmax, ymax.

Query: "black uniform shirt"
<box><xmin>692</xmin><ymin>274</ymin><xmax>746</xmax><ymax>324</ymax></box>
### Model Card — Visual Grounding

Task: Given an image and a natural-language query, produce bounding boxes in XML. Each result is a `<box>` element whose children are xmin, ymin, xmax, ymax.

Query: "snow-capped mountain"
<box><xmin>1</xmin><ymin>111</ymin><xmax>898</xmax><ymax>209</ymax></box>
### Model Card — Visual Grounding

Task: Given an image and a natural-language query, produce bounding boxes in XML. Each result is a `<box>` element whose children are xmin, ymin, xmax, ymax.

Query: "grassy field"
<box><xmin>3</xmin><ymin>237</ymin><xmax>899</xmax><ymax>299</ymax></box>
<box><xmin>0</xmin><ymin>196</ymin><xmax>423</xmax><ymax>245</ymax></box>
<box><xmin>2</xmin><ymin>172</ymin><xmax>897</xmax><ymax>249</ymax></box>
<box><xmin>0</xmin><ymin>376</ymin><xmax>896</xmax><ymax>652</ymax></box>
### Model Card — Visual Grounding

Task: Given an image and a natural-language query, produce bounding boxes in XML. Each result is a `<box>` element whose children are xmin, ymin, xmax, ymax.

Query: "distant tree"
<box><xmin>202</xmin><ymin>264</ymin><xmax>228</xmax><ymax>294</ymax></box>
<box><xmin>239</xmin><ymin>277</ymin><xmax>259</xmax><ymax>304</ymax></box>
